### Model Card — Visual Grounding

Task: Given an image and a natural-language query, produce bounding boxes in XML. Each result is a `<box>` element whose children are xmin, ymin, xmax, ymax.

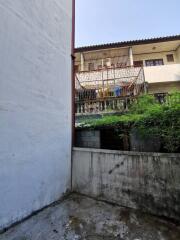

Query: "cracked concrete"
<box><xmin>0</xmin><ymin>194</ymin><xmax>180</xmax><ymax>240</ymax></box>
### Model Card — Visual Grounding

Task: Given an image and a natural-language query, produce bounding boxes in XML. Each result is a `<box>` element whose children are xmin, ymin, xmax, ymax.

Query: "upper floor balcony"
<box><xmin>75</xmin><ymin>63</ymin><xmax>180</xmax><ymax>115</ymax></box>
<box><xmin>75</xmin><ymin>66</ymin><xmax>146</xmax><ymax>115</ymax></box>
<box><xmin>144</xmin><ymin>63</ymin><xmax>180</xmax><ymax>83</ymax></box>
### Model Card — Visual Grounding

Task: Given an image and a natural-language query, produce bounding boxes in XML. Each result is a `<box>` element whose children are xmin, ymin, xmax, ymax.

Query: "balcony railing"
<box><xmin>76</xmin><ymin>96</ymin><xmax>137</xmax><ymax>115</ymax></box>
<box><xmin>75</xmin><ymin>92</ymin><xmax>180</xmax><ymax>115</ymax></box>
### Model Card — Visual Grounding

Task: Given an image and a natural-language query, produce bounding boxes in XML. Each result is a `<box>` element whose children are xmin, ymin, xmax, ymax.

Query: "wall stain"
<box><xmin>109</xmin><ymin>162</ymin><xmax>124</xmax><ymax>175</ymax></box>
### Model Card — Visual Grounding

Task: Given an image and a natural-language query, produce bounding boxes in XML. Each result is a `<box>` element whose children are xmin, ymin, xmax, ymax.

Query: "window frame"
<box><xmin>166</xmin><ymin>54</ymin><xmax>174</xmax><ymax>62</ymax></box>
<box><xmin>145</xmin><ymin>59</ymin><xmax>164</xmax><ymax>67</ymax></box>
<box><xmin>88</xmin><ymin>62</ymin><xmax>95</xmax><ymax>71</ymax></box>
<box><xmin>133</xmin><ymin>60</ymin><xmax>144</xmax><ymax>67</ymax></box>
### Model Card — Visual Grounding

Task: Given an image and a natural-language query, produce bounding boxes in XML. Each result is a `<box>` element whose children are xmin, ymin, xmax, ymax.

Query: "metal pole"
<box><xmin>71</xmin><ymin>0</ymin><xmax>76</xmax><ymax>190</ymax></box>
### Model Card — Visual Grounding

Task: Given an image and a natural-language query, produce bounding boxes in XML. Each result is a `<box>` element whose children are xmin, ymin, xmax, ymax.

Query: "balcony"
<box><xmin>75</xmin><ymin>96</ymin><xmax>139</xmax><ymax>115</ymax></box>
<box><xmin>75</xmin><ymin>66</ymin><xmax>145</xmax><ymax>115</ymax></box>
<box><xmin>76</xmin><ymin>66</ymin><xmax>143</xmax><ymax>88</ymax></box>
<box><xmin>144</xmin><ymin>63</ymin><xmax>180</xmax><ymax>84</ymax></box>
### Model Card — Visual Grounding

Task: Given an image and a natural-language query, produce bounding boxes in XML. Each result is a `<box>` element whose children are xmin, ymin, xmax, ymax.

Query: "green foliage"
<box><xmin>167</xmin><ymin>91</ymin><xmax>180</xmax><ymax>108</ymax></box>
<box><xmin>77</xmin><ymin>92</ymin><xmax>180</xmax><ymax>152</ymax></box>
<box><xmin>79</xmin><ymin>114</ymin><xmax>142</xmax><ymax>129</ymax></box>
<box><xmin>131</xmin><ymin>92</ymin><xmax>180</xmax><ymax>152</ymax></box>
<box><xmin>134</xmin><ymin>105</ymin><xmax>180</xmax><ymax>152</ymax></box>
<box><xmin>130</xmin><ymin>94</ymin><xmax>161</xmax><ymax>114</ymax></box>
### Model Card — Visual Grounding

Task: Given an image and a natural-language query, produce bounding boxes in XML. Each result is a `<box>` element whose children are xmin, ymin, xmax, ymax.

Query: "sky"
<box><xmin>75</xmin><ymin>0</ymin><xmax>180</xmax><ymax>47</ymax></box>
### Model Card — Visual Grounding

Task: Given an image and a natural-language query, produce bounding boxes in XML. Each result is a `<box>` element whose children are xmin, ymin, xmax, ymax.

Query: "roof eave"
<box><xmin>75</xmin><ymin>35</ymin><xmax>180</xmax><ymax>53</ymax></box>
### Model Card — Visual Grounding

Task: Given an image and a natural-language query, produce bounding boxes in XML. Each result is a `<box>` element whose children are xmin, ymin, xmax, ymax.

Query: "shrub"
<box><xmin>77</xmin><ymin>92</ymin><xmax>180</xmax><ymax>153</ymax></box>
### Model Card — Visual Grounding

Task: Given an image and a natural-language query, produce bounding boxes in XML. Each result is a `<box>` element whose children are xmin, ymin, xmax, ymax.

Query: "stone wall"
<box><xmin>73</xmin><ymin>148</ymin><xmax>180</xmax><ymax>221</ymax></box>
<box><xmin>0</xmin><ymin>0</ymin><xmax>72</xmax><ymax>231</ymax></box>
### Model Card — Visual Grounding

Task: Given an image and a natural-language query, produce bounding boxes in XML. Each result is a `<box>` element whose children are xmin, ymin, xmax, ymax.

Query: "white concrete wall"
<box><xmin>144</xmin><ymin>64</ymin><xmax>180</xmax><ymax>83</ymax></box>
<box><xmin>73</xmin><ymin>148</ymin><xmax>180</xmax><ymax>221</ymax></box>
<box><xmin>0</xmin><ymin>0</ymin><xmax>72</xmax><ymax>230</ymax></box>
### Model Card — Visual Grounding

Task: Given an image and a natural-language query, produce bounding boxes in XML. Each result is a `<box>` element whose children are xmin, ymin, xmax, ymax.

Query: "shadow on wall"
<box><xmin>75</xmin><ymin>128</ymin><xmax>163</xmax><ymax>153</ymax></box>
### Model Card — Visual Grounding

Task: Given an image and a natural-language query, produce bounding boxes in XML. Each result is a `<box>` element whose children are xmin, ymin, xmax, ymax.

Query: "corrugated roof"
<box><xmin>75</xmin><ymin>35</ymin><xmax>180</xmax><ymax>53</ymax></box>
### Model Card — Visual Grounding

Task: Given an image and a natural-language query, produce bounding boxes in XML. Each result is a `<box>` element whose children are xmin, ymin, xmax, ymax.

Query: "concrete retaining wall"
<box><xmin>73</xmin><ymin>148</ymin><xmax>180</xmax><ymax>221</ymax></box>
<box><xmin>75</xmin><ymin>130</ymin><xmax>101</xmax><ymax>148</ymax></box>
<box><xmin>0</xmin><ymin>0</ymin><xmax>72</xmax><ymax>230</ymax></box>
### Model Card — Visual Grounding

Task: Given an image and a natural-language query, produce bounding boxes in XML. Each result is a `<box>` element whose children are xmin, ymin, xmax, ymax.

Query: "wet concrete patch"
<box><xmin>0</xmin><ymin>194</ymin><xmax>180</xmax><ymax>240</ymax></box>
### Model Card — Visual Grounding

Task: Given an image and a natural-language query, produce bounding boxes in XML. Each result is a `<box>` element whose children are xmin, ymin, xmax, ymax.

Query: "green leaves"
<box><xmin>77</xmin><ymin>92</ymin><xmax>180</xmax><ymax>152</ymax></box>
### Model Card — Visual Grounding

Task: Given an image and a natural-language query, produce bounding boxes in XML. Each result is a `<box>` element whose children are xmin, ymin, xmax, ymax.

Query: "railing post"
<box><xmin>125</xmin><ymin>98</ymin><xmax>128</xmax><ymax>111</ymax></box>
<box><xmin>76</xmin><ymin>103</ymin><xmax>79</xmax><ymax>114</ymax></box>
<box><xmin>112</xmin><ymin>100</ymin><xmax>115</xmax><ymax>110</ymax></box>
<box><xmin>104</xmin><ymin>100</ymin><xmax>107</xmax><ymax>111</ymax></box>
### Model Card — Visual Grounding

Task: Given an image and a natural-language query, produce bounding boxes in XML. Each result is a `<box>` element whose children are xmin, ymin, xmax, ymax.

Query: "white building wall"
<box><xmin>144</xmin><ymin>64</ymin><xmax>180</xmax><ymax>83</ymax></box>
<box><xmin>0</xmin><ymin>0</ymin><xmax>72</xmax><ymax>230</ymax></box>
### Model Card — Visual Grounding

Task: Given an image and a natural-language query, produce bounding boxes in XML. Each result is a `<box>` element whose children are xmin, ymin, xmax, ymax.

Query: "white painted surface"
<box><xmin>144</xmin><ymin>64</ymin><xmax>180</xmax><ymax>83</ymax></box>
<box><xmin>0</xmin><ymin>0</ymin><xmax>72</xmax><ymax>230</ymax></box>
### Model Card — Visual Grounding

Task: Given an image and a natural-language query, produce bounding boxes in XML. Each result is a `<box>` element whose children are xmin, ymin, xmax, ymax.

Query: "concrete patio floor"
<box><xmin>0</xmin><ymin>194</ymin><xmax>180</xmax><ymax>240</ymax></box>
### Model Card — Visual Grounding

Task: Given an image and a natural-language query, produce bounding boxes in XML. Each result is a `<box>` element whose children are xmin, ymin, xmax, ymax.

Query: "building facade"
<box><xmin>0</xmin><ymin>0</ymin><xmax>73</xmax><ymax>230</ymax></box>
<box><xmin>75</xmin><ymin>35</ymin><xmax>180</xmax><ymax>94</ymax></box>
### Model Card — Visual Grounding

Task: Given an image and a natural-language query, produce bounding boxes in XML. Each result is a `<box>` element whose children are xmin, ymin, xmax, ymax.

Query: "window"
<box><xmin>88</xmin><ymin>63</ymin><xmax>95</xmax><ymax>71</ymax></box>
<box><xmin>166</xmin><ymin>54</ymin><xmax>174</xmax><ymax>62</ymax></box>
<box><xmin>133</xmin><ymin>61</ymin><xmax>144</xmax><ymax>67</ymax></box>
<box><xmin>145</xmin><ymin>59</ymin><xmax>164</xmax><ymax>67</ymax></box>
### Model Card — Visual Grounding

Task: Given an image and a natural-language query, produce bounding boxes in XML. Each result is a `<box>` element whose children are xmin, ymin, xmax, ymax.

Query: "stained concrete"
<box><xmin>0</xmin><ymin>194</ymin><xmax>180</xmax><ymax>240</ymax></box>
<box><xmin>73</xmin><ymin>148</ymin><xmax>180</xmax><ymax>221</ymax></box>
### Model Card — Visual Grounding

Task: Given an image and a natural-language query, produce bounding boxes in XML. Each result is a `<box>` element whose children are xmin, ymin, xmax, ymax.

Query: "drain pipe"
<box><xmin>71</xmin><ymin>0</ymin><xmax>76</xmax><ymax>190</ymax></box>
